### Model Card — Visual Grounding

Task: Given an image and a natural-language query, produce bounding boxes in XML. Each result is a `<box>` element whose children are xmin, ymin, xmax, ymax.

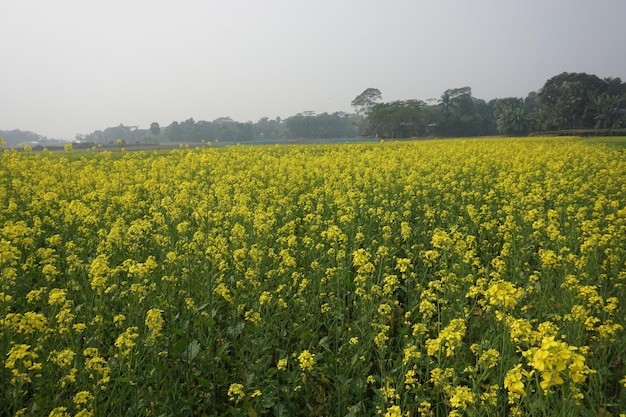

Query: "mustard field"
<box><xmin>1</xmin><ymin>137</ymin><xmax>625</xmax><ymax>416</ymax></box>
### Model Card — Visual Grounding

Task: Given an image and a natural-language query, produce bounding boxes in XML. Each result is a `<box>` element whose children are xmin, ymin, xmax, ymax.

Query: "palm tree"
<box><xmin>586</xmin><ymin>93</ymin><xmax>624</xmax><ymax>130</ymax></box>
<box><xmin>496</xmin><ymin>107</ymin><xmax>529</xmax><ymax>136</ymax></box>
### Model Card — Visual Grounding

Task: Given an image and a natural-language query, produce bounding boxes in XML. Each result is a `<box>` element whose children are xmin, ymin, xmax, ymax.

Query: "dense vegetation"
<box><xmin>71</xmin><ymin>71</ymin><xmax>626</xmax><ymax>142</ymax></box>
<box><xmin>3</xmin><ymin>71</ymin><xmax>625</xmax><ymax>148</ymax></box>
<box><xmin>362</xmin><ymin>73</ymin><xmax>626</xmax><ymax>138</ymax></box>
<box><xmin>1</xmin><ymin>137</ymin><xmax>625</xmax><ymax>416</ymax></box>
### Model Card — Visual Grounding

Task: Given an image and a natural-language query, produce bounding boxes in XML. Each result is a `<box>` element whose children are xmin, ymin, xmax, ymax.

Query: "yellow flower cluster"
<box><xmin>527</xmin><ymin>336</ymin><xmax>592</xmax><ymax>391</ymax></box>
<box><xmin>145</xmin><ymin>308</ymin><xmax>164</xmax><ymax>342</ymax></box>
<box><xmin>83</xmin><ymin>347</ymin><xmax>110</xmax><ymax>389</ymax></box>
<box><xmin>227</xmin><ymin>382</ymin><xmax>261</xmax><ymax>404</ymax></box>
<box><xmin>426</xmin><ymin>318</ymin><xmax>466</xmax><ymax>357</ymax></box>
<box><xmin>5</xmin><ymin>344</ymin><xmax>41</xmax><ymax>385</ymax></box>
<box><xmin>298</xmin><ymin>349</ymin><xmax>316</xmax><ymax>372</ymax></box>
<box><xmin>114</xmin><ymin>326</ymin><xmax>139</xmax><ymax>358</ymax></box>
<box><xmin>504</xmin><ymin>364</ymin><xmax>533</xmax><ymax>403</ymax></box>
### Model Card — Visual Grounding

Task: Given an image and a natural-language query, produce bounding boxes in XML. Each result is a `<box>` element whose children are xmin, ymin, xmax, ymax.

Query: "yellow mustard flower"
<box><xmin>227</xmin><ymin>383</ymin><xmax>245</xmax><ymax>402</ymax></box>
<box><xmin>145</xmin><ymin>308</ymin><xmax>165</xmax><ymax>341</ymax></box>
<box><xmin>298</xmin><ymin>350</ymin><xmax>315</xmax><ymax>372</ymax></box>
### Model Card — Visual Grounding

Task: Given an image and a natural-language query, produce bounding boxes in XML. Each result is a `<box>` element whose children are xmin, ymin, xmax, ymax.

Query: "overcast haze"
<box><xmin>2</xmin><ymin>0</ymin><xmax>625</xmax><ymax>140</ymax></box>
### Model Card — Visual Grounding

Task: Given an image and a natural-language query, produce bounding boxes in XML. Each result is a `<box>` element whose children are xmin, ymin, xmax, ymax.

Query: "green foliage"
<box><xmin>494</xmin><ymin>98</ymin><xmax>531</xmax><ymax>136</ymax></box>
<box><xmin>149</xmin><ymin>122</ymin><xmax>161</xmax><ymax>136</ymax></box>
<box><xmin>284</xmin><ymin>112</ymin><xmax>359</xmax><ymax>139</ymax></box>
<box><xmin>585</xmin><ymin>93</ymin><xmax>626</xmax><ymax>130</ymax></box>
<box><xmin>5</xmin><ymin>72</ymin><xmax>626</xmax><ymax>148</ymax></box>
<box><xmin>368</xmin><ymin>100</ymin><xmax>429</xmax><ymax>139</ymax></box>
<box><xmin>351</xmin><ymin>88</ymin><xmax>383</xmax><ymax>116</ymax></box>
<box><xmin>538</xmin><ymin>72</ymin><xmax>626</xmax><ymax>131</ymax></box>
<box><xmin>436</xmin><ymin>88</ymin><xmax>495</xmax><ymax>137</ymax></box>
<box><xmin>0</xmin><ymin>129</ymin><xmax>62</xmax><ymax>148</ymax></box>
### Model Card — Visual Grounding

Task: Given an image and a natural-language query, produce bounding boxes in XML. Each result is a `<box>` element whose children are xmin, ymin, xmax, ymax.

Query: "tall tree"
<box><xmin>149</xmin><ymin>122</ymin><xmax>161</xmax><ymax>136</ymax></box>
<box><xmin>585</xmin><ymin>93</ymin><xmax>625</xmax><ymax>130</ymax></box>
<box><xmin>368</xmin><ymin>100</ymin><xmax>426</xmax><ymax>138</ymax></box>
<box><xmin>436</xmin><ymin>87</ymin><xmax>490</xmax><ymax>137</ymax></box>
<box><xmin>537</xmin><ymin>72</ymin><xmax>607</xmax><ymax>130</ymax></box>
<box><xmin>284</xmin><ymin>112</ymin><xmax>358</xmax><ymax>139</ymax></box>
<box><xmin>351</xmin><ymin>88</ymin><xmax>382</xmax><ymax>115</ymax></box>
<box><xmin>494</xmin><ymin>98</ymin><xmax>529</xmax><ymax>136</ymax></box>
<box><xmin>439</xmin><ymin>87</ymin><xmax>473</xmax><ymax>115</ymax></box>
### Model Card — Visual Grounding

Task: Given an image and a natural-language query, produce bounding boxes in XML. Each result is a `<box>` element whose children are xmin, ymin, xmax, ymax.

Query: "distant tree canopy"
<box><xmin>363</xmin><ymin>87</ymin><xmax>495</xmax><ymax>139</ymax></box>
<box><xmin>285</xmin><ymin>112</ymin><xmax>359</xmax><ymax>139</ymax></box>
<box><xmin>5</xmin><ymin>71</ymin><xmax>625</xmax><ymax>147</ymax></box>
<box><xmin>538</xmin><ymin>72</ymin><xmax>626</xmax><ymax>131</ymax></box>
<box><xmin>351</xmin><ymin>88</ymin><xmax>383</xmax><ymax>115</ymax></box>
<box><xmin>493</xmin><ymin>97</ymin><xmax>530</xmax><ymax>136</ymax></box>
<box><xmin>0</xmin><ymin>129</ymin><xmax>66</xmax><ymax>148</ymax></box>
<box><xmin>150</xmin><ymin>122</ymin><xmax>161</xmax><ymax>136</ymax></box>
<box><xmin>76</xmin><ymin>124</ymin><xmax>147</xmax><ymax>144</ymax></box>
<box><xmin>76</xmin><ymin>112</ymin><xmax>360</xmax><ymax>144</ymax></box>
<box><xmin>361</xmin><ymin>72</ymin><xmax>626</xmax><ymax>139</ymax></box>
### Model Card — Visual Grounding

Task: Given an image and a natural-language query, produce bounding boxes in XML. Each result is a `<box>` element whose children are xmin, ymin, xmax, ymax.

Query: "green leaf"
<box><xmin>185</xmin><ymin>339</ymin><xmax>201</xmax><ymax>361</ymax></box>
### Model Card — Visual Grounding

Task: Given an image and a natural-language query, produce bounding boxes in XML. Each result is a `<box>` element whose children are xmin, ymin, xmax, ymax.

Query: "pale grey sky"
<box><xmin>2</xmin><ymin>0</ymin><xmax>625</xmax><ymax>140</ymax></box>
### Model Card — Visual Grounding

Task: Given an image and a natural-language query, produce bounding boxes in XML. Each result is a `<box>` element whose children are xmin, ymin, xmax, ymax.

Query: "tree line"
<box><xmin>3</xmin><ymin>71</ymin><xmax>625</xmax><ymax>148</ymax></box>
<box><xmin>87</xmin><ymin>71</ymin><xmax>625</xmax><ymax>143</ymax></box>
<box><xmin>2</xmin><ymin>113</ymin><xmax>361</xmax><ymax>148</ymax></box>
<box><xmin>0</xmin><ymin>129</ymin><xmax>67</xmax><ymax>149</ymax></box>
<box><xmin>358</xmin><ymin>72</ymin><xmax>626</xmax><ymax>139</ymax></box>
<box><xmin>75</xmin><ymin>113</ymin><xmax>361</xmax><ymax>146</ymax></box>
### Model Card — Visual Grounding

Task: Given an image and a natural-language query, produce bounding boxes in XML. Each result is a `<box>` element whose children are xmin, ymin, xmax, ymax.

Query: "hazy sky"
<box><xmin>2</xmin><ymin>0</ymin><xmax>625</xmax><ymax>140</ymax></box>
